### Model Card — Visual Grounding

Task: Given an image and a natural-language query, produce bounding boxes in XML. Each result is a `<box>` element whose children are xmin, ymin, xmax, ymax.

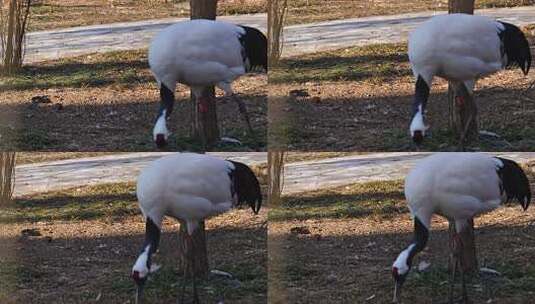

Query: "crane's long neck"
<box><xmin>154</xmin><ymin>84</ymin><xmax>174</xmax><ymax>132</ymax></box>
<box><xmin>394</xmin><ymin>216</ymin><xmax>429</xmax><ymax>275</ymax></box>
<box><xmin>135</xmin><ymin>217</ymin><xmax>161</xmax><ymax>270</ymax></box>
<box><xmin>411</xmin><ymin>76</ymin><xmax>430</xmax><ymax>119</ymax></box>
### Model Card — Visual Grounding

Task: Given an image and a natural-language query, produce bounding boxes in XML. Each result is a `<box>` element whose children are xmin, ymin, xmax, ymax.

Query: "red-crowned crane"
<box><xmin>131</xmin><ymin>153</ymin><xmax>262</xmax><ymax>304</ymax></box>
<box><xmin>149</xmin><ymin>19</ymin><xmax>267</xmax><ymax>148</ymax></box>
<box><xmin>408</xmin><ymin>14</ymin><xmax>531</xmax><ymax>144</ymax></box>
<box><xmin>392</xmin><ymin>153</ymin><xmax>531</xmax><ymax>303</ymax></box>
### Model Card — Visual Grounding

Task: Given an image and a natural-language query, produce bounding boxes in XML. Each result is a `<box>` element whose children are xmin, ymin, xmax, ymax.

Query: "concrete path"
<box><xmin>13</xmin><ymin>152</ymin><xmax>535</xmax><ymax>197</ymax></box>
<box><xmin>25</xmin><ymin>6</ymin><xmax>535</xmax><ymax>63</ymax></box>
<box><xmin>282</xmin><ymin>6</ymin><xmax>535</xmax><ymax>57</ymax></box>
<box><xmin>282</xmin><ymin>152</ymin><xmax>535</xmax><ymax>195</ymax></box>
<box><xmin>13</xmin><ymin>152</ymin><xmax>266</xmax><ymax>197</ymax></box>
<box><xmin>24</xmin><ymin>13</ymin><xmax>266</xmax><ymax>63</ymax></box>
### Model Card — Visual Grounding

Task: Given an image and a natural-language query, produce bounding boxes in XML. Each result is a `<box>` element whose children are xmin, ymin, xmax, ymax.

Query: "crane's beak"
<box><xmin>392</xmin><ymin>281</ymin><xmax>401</xmax><ymax>303</ymax></box>
<box><xmin>135</xmin><ymin>284</ymin><xmax>144</xmax><ymax>304</ymax></box>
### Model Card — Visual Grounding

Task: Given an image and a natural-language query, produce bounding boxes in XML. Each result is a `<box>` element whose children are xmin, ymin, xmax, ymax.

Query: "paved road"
<box><xmin>25</xmin><ymin>14</ymin><xmax>266</xmax><ymax>63</ymax></box>
<box><xmin>282</xmin><ymin>6</ymin><xmax>535</xmax><ymax>57</ymax></box>
<box><xmin>13</xmin><ymin>152</ymin><xmax>266</xmax><ymax>197</ymax></box>
<box><xmin>13</xmin><ymin>152</ymin><xmax>535</xmax><ymax>197</ymax></box>
<box><xmin>25</xmin><ymin>6</ymin><xmax>535</xmax><ymax>63</ymax></box>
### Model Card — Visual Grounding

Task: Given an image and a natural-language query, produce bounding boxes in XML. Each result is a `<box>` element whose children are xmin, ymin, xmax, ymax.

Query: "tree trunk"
<box><xmin>1</xmin><ymin>0</ymin><xmax>31</xmax><ymax>74</ymax></box>
<box><xmin>447</xmin><ymin>0</ymin><xmax>478</xmax><ymax>274</ymax></box>
<box><xmin>178</xmin><ymin>221</ymin><xmax>209</xmax><ymax>278</ymax></box>
<box><xmin>0</xmin><ymin>152</ymin><xmax>16</xmax><ymax>205</ymax></box>
<box><xmin>267</xmin><ymin>0</ymin><xmax>288</xmax><ymax>66</ymax></box>
<box><xmin>178</xmin><ymin>0</ymin><xmax>219</xmax><ymax>278</ymax></box>
<box><xmin>268</xmin><ymin>151</ymin><xmax>285</xmax><ymax>206</ymax></box>
<box><xmin>448</xmin><ymin>0</ymin><xmax>478</xmax><ymax>149</ymax></box>
<box><xmin>189</xmin><ymin>0</ymin><xmax>219</xmax><ymax>149</ymax></box>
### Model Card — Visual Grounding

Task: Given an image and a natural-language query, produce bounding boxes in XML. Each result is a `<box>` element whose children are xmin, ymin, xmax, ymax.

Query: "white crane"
<box><xmin>131</xmin><ymin>153</ymin><xmax>262</xmax><ymax>304</ymax></box>
<box><xmin>149</xmin><ymin>19</ymin><xmax>267</xmax><ymax>148</ymax></box>
<box><xmin>392</xmin><ymin>153</ymin><xmax>531</xmax><ymax>303</ymax></box>
<box><xmin>408</xmin><ymin>14</ymin><xmax>531</xmax><ymax>144</ymax></box>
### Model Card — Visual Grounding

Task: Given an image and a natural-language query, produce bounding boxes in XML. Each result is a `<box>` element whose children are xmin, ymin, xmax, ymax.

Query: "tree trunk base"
<box><xmin>178</xmin><ymin>221</ymin><xmax>209</xmax><ymax>278</ymax></box>
<box><xmin>448</xmin><ymin>219</ymin><xmax>478</xmax><ymax>274</ymax></box>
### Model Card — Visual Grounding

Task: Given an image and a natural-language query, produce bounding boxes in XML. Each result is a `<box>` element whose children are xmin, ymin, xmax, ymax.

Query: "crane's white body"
<box><xmin>405</xmin><ymin>153</ymin><xmax>504</xmax><ymax>232</ymax></box>
<box><xmin>408</xmin><ymin>14</ymin><xmax>505</xmax><ymax>90</ymax></box>
<box><xmin>136</xmin><ymin>153</ymin><xmax>236</xmax><ymax>233</ymax></box>
<box><xmin>148</xmin><ymin>19</ymin><xmax>247</xmax><ymax>95</ymax></box>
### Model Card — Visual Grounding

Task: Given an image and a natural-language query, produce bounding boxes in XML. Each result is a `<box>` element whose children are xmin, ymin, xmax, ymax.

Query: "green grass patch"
<box><xmin>270</xmin><ymin>43</ymin><xmax>409</xmax><ymax>84</ymax></box>
<box><xmin>270</xmin><ymin>179</ymin><xmax>406</xmax><ymax>221</ymax></box>
<box><xmin>109</xmin><ymin>260</ymin><xmax>266</xmax><ymax>303</ymax></box>
<box><xmin>0</xmin><ymin>50</ymin><xmax>151</xmax><ymax>91</ymax></box>
<box><xmin>0</xmin><ymin>182</ymin><xmax>138</xmax><ymax>223</ymax></box>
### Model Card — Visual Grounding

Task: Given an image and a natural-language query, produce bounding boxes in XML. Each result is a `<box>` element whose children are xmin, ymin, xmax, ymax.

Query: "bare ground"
<box><xmin>0</xmin><ymin>182</ymin><xmax>267</xmax><ymax>303</ymax></box>
<box><xmin>0</xmin><ymin>51</ymin><xmax>267</xmax><ymax>151</ymax></box>
<box><xmin>28</xmin><ymin>0</ymin><xmax>266</xmax><ymax>31</ymax></box>
<box><xmin>285</xmin><ymin>0</ymin><xmax>535</xmax><ymax>25</ymax></box>
<box><xmin>269</xmin><ymin>165</ymin><xmax>535</xmax><ymax>303</ymax></box>
<box><xmin>269</xmin><ymin>42</ymin><xmax>535</xmax><ymax>151</ymax></box>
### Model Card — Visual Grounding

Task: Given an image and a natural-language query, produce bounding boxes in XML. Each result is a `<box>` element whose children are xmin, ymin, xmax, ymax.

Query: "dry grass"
<box><xmin>269</xmin><ymin>166</ymin><xmax>535</xmax><ymax>303</ymax></box>
<box><xmin>270</xmin><ymin>40</ymin><xmax>535</xmax><ymax>151</ymax></box>
<box><xmin>15</xmin><ymin>152</ymin><xmax>124</xmax><ymax>165</ymax></box>
<box><xmin>28</xmin><ymin>0</ymin><xmax>266</xmax><ymax>31</ymax></box>
<box><xmin>0</xmin><ymin>50</ymin><xmax>267</xmax><ymax>151</ymax></box>
<box><xmin>0</xmin><ymin>182</ymin><xmax>267</xmax><ymax>303</ymax></box>
<box><xmin>286</xmin><ymin>0</ymin><xmax>535</xmax><ymax>25</ymax></box>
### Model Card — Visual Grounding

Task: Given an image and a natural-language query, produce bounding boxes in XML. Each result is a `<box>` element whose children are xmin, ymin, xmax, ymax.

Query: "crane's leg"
<box><xmin>458</xmin><ymin>239</ymin><xmax>468</xmax><ymax>304</ymax></box>
<box><xmin>231</xmin><ymin>94</ymin><xmax>255</xmax><ymax>136</ymax></box>
<box><xmin>449</xmin><ymin>233</ymin><xmax>460</xmax><ymax>304</ymax></box>
<box><xmin>189</xmin><ymin>234</ymin><xmax>200</xmax><ymax>304</ymax></box>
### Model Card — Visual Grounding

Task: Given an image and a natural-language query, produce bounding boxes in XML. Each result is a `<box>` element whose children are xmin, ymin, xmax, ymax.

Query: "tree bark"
<box><xmin>178</xmin><ymin>221</ymin><xmax>209</xmax><ymax>278</ymax></box>
<box><xmin>448</xmin><ymin>0</ymin><xmax>478</xmax><ymax>149</ymax></box>
<box><xmin>268</xmin><ymin>151</ymin><xmax>285</xmax><ymax>206</ymax></box>
<box><xmin>189</xmin><ymin>0</ymin><xmax>219</xmax><ymax>149</ymax></box>
<box><xmin>177</xmin><ymin>0</ymin><xmax>219</xmax><ymax>278</ymax></box>
<box><xmin>1</xmin><ymin>0</ymin><xmax>31</xmax><ymax>74</ymax></box>
<box><xmin>0</xmin><ymin>152</ymin><xmax>16</xmax><ymax>205</ymax></box>
<box><xmin>447</xmin><ymin>0</ymin><xmax>478</xmax><ymax>274</ymax></box>
<box><xmin>267</xmin><ymin>0</ymin><xmax>288</xmax><ymax>66</ymax></box>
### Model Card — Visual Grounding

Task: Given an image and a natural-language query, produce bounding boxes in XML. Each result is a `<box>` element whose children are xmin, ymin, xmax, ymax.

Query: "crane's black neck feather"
<box><xmin>238</xmin><ymin>26</ymin><xmax>268</xmax><ymax>72</ymax></box>
<box><xmin>228</xmin><ymin>160</ymin><xmax>262</xmax><ymax>211</ymax></box>
<box><xmin>412</xmin><ymin>75</ymin><xmax>430</xmax><ymax>116</ymax></box>
<box><xmin>495</xmin><ymin>157</ymin><xmax>531</xmax><ymax>208</ymax></box>
<box><xmin>141</xmin><ymin>217</ymin><xmax>161</xmax><ymax>268</ymax></box>
<box><xmin>157</xmin><ymin>84</ymin><xmax>174</xmax><ymax>121</ymax></box>
<box><xmin>407</xmin><ymin>216</ymin><xmax>429</xmax><ymax>266</ymax></box>
<box><xmin>497</xmin><ymin>21</ymin><xmax>531</xmax><ymax>75</ymax></box>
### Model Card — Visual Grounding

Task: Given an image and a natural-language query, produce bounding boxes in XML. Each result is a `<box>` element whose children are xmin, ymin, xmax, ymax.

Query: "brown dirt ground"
<box><xmin>28</xmin><ymin>0</ymin><xmax>266</xmax><ymax>31</ymax></box>
<box><xmin>269</xmin><ymin>170</ymin><xmax>535</xmax><ymax>303</ymax></box>
<box><xmin>285</xmin><ymin>0</ymin><xmax>535</xmax><ymax>25</ymax></box>
<box><xmin>0</xmin><ymin>54</ymin><xmax>267</xmax><ymax>152</ymax></box>
<box><xmin>0</xmin><ymin>192</ymin><xmax>267</xmax><ymax>303</ymax></box>
<box><xmin>270</xmin><ymin>48</ymin><xmax>535</xmax><ymax>151</ymax></box>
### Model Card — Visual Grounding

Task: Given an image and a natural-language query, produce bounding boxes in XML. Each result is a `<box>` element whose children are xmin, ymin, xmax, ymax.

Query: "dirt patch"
<box><xmin>269</xmin><ymin>175</ymin><xmax>535</xmax><ymax>303</ymax></box>
<box><xmin>0</xmin><ymin>51</ymin><xmax>267</xmax><ymax>151</ymax></box>
<box><xmin>16</xmin><ymin>152</ymin><xmax>124</xmax><ymax>165</ymax></box>
<box><xmin>270</xmin><ymin>43</ymin><xmax>535</xmax><ymax>151</ymax></box>
<box><xmin>28</xmin><ymin>0</ymin><xmax>266</xmax><ymax>31</ymax></box>
<box><xmin>0</xmin><ymin>182</ymin><xmax>267</xmax><ymax>303</ymax></box>
<box><xmin>286</xmin><ymin>0</ymin><xmax>535</xmax><ymax>25</ymax></box>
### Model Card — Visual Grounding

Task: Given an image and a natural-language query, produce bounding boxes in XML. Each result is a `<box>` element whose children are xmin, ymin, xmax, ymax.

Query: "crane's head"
<box><xmin>391</xmin><ymin>244</ymin><xmax>415</xmax><ymax>303</ymax></box>
<box><xmin>153</xmin><ymin>110</ymin><xmax>170</xmax><ymax>149</ymax></box>
<box><xmin>229</xmin><ymin>160</ymin><xmax>262</xmax><ymax>214</ymax></box>
<box><xmin>409</xmin><ymin>106</ymin><xmax>428</xmax><ymax>146</ymax></box>
<box><xmin>132</xmin><ymin>245</ymin><xmax>160</xmax><ymax>304</ymax></box>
